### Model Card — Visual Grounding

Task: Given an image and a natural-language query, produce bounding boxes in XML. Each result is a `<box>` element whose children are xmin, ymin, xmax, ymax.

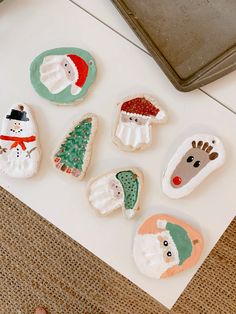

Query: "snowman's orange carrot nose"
<box><xmin>172</xmin><ymin>176</ymin><xmax>182</xmax><ymax>186</ymax></box>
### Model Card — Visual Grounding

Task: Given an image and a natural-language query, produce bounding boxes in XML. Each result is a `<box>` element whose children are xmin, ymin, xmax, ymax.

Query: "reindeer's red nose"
<box><xmin>172</xmin><ymin>176</ymin><xmax>182</xmax><ymax>186</ymax></box>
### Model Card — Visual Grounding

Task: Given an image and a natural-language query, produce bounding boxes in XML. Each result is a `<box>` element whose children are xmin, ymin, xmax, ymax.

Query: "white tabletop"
<box><xmin>0</xmin><ymin>0</ymin><xmax>235</xmax><ymax>310</ymax></box>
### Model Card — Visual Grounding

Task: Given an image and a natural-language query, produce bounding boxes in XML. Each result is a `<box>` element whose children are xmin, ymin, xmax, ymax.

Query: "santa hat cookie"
<box><xmin>133</xmin><ymin>214</ymin><xmax>203</xmax><ymax>279</ymax></box>
<box><xmin>88</xmin><ymin>168</ymin><xmax>143</xmax><ymax>219</ymax></box>
<box><xmin>53</xmin><ymin>113</ymin><xmax>97</xmax><ymax>180</ymax></box>
<box><xmin>162</xmin><ymin>134</ymin><xmax>225</xmax><ymax>199</ymax></box>
<box><xmin>30</xmin><ymin>47</ymin><xmax>96</xmax><ymax>104</ymax></box>
<box><xmin>0</xmin><ymin>103</ymin><xmax>41</xmax><ymax>178</ymax></box>
<box><xmin>113</xmin><ymin>95</ymin><xmax>167</xmax><ymax>152</ymax></box>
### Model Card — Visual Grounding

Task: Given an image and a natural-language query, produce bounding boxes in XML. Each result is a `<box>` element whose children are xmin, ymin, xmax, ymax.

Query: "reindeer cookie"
<box><xmin>53</xmin><ymin>113</ymin><xmax>97</xmax><ymax>179</ymax></box>
<box><xmin>30</xmin><ymin>47</ymin><xmax>96</xmax><ymax>104</ymax></box>
<box><xmin>162</xmin><ymin>134</ymin><xmax>225</xmax><ymax>198</ymax></box>
<box><xmin>88</xmin><ymin>168</ymin><xmax>143</xmax><ymax>219</ymax></box>
<box><xmin>133</xmin><ymin>214</ymin><xmax>204</xmax><ymax>279</ymax></box>
<box><xmin>113</xmin><ymin>95</ymin><xmax>167</xmax><ymax>152</ymax></box>
<box><xmin>0</xmin><ymin>103</ymin><xmax>41</xmax><ymax>178</ymax></box>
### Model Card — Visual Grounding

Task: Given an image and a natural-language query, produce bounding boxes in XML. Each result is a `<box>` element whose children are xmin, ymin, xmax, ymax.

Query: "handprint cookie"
<box><xmin>53</xmin><ymin>113</ymin><xmax>97</xmax><ymax>179</ymax></box>
<box><xmin>133</xmin><ymin>214</ymin><xmax>203</xmax><ymax>279</ymax></box>
<box><xmin>0</xmin><ymin>103</ymin><xmax>41</xmax><ymax>178</ymax></box>
<box><xmin>113</xmin><ymin>95</ymin><xmax>167</xmax><ymax>151</ymax></box>
<box><xmin>162</xmin><ymin>134</ymin><xmax>225</xmax><ymax>199</ymax></box>
<box><xmin>88</xmin><ymin>168</ymin><xmax>143</xmax><ymax>219</ymax></box>
<box><xmin>30</xmin><ymin>47</ymin><xmax>96</xmax><ymax>104</ymax></box>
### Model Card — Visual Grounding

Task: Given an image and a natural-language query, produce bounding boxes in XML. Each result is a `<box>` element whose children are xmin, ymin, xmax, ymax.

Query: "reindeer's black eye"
<box><xmin>193</xmin><ymin>160</ymin><xmax>201</xmax><ymax>168</ymax></box>
<box><xmin>163</xmin><ymin>240</ymin><xmax>168</xmax><ymax>246</ymax></box>
<box><xmin>187</xmin><ymin>156</ymin><xmax>194</xmax><ymax>163</ymax></box>
<box><xmin>167</xmin><ymin>251</ymin><xmax>172</xmax><ymax>257</ymax></box>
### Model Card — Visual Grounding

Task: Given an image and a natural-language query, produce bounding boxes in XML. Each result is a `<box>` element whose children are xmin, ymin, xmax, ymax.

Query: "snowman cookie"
<box><xmin>0</xmin><ymin>104</ymin><xmax>41</xmax><ymax>178</ymax></box>
<box><xmin>162</xmin><ymin>134</ymin><xmax>225</xmax><ymax>198</ymax></box>
<box><xmin>53</xmin><ymin>113</ymin><xmax>97</xmax><ymax>179</ymax></box>
<box><xmin>133</xmin><ymin>214</ymin><xmax>204</xmax><ymax>279</ymax></box>
<box><xmin>88</xmin><ymin>168</ymin><xmax>143</xmax><ymax>219</ymax></box>
<box><xmin>30</xmin><ymin>47</ymin><xmax>96</xmax><ymax>104</ymax></box>
<box><xmin>113</xmin><ymin>95</ymin><xmax>167</xmax><ymax>152</ymax></box>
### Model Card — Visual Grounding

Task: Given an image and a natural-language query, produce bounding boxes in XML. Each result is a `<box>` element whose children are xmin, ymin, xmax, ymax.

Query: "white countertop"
<box><xmin>0</xmin><ymin>0</ymin><xmax>235</xmax><ymax>309</ymax></box>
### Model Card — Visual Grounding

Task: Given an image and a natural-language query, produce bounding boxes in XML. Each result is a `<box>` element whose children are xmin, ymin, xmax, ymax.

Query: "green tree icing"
<box><xmin>56</xmin><ymin>118</ymin><xmax>92</xmax><ymax>171</ymax></box>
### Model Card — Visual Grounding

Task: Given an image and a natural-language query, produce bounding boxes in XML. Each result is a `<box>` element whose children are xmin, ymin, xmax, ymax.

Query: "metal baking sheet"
<box><xmin>112</xmin><ymin>0</ymin><xmax>236</xmax><ymax>91</ymax></box>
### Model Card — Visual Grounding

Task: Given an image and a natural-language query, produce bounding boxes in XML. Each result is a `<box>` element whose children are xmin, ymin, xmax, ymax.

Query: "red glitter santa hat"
<box><xmin>66</xmin><ymin>54</ymin><xmax>89</xmax><ymax>95</ymax></box>
<box><xmin>120</xmin><ymin>96</ymin><xmax>166</xmax><ymax>121</ymax></box>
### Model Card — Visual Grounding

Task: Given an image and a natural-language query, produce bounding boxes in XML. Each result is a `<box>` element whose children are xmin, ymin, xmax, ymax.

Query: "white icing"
<box><xmin>115</xmin><ymin>119</ymin><xmax>151</xmax><ymax>149</ymax></box>
<box><xmin>40</xmin><ymin>55</ymin><xmax>79</xmax><ymax>95</ymax></box>
<box><xmin>88</xmin><ymin>173</ymin><xmax>124</xmax><ymax>215</ymax></box>
<box><xmin>133</xmin><ymin>232</ymin><xmax>179</xmax><ymax>279</ymax></box>
<box><xmin>0</xmin><ymin>104</ymin><xmax>41</xmax><ymax>178</ymax></box>
<box><xmin>156</xmin><ymin>219</ymin><xmax>167</xmax><ymax>229</ymax></box>
<box><xmin>162</xmin><ymin>134</ymin><xmax>226</xmax><ymax>199</ymax></box>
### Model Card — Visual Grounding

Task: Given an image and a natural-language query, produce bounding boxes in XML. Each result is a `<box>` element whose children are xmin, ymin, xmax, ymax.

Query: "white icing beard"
<box><xmin>40</xmin><ymin>55</ymin><xmax>74</xmax><ymax>94</ymax></box>
<box><xmin>115</xmin><ymin>119</ymin><xmax>151</xmax><ymax>149</ymax></box>
<box><xmin>89</xmin><ymin>174</ymin><xmax>124</xmax><ymax>215</ymax></box>
<box><xmin>133</xmin><ymin>232</ymin><xmax>179</xmax><ymax>279</ymax></box>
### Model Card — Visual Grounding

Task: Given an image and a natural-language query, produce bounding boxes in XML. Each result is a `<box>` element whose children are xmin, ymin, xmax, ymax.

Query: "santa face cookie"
<box><xmin>30</xmin><ymin>47</ymin><xmax>96</xmax><ymax>104</ymax></box>
<box><xmin>133</xmin><ymin>214</ymin><xmax>203</xmax><ymax>279</ymax></box>
<box><xmin>88</xmin><ymin>168</ymin><xmax>143</xmax><ymax>219</ymax></box>
<box><xmin>162</xmin><ymin>134</ymin><xmax>225</xmax><ymax>199</ymax></box>
<box><xmin>113</xmin><ymin>95</ymin><xmax>166</xmax><ymax>152</ymax></box>
<box><xmin>0</xmin><ymin>104</ymin><xmax>41</xmax><ymax>178</ymax></box>
<box><xmin>53</xmin><ymin>113</ymin><xmax>97</xmax><ymax>179</ymax></box>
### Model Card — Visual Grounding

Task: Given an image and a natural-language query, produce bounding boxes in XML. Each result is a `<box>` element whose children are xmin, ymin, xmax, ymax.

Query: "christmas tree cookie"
<box><xmin>162</xmin><ymin>134</ymin><xmax>225</xmax><ymax>199</ymax></box>
<box><xmin>133</xmin><ymin>214</ymin><xmax>204</xmax><ymax>279</ymax></box>
<box><xmin>0</xmin><ymin>103</ymin><xmax>41</xmax><ymax>178</ymax></box>
<box><xmin>53</xmin><ymin>113</ymin><xmax>97</xmax><ymax>179</ymax></box>
<box><xmin>88</xmin><ymin>168</ymin><xmax>143</xmax><ymax>219</ymax></box>
<box><xmin>30</xmin><ymin>47</ymin><xmax>96</xmax><ymax>104</ymax></box>
<box><xmin>113</xmin><ymin>95</ymin><xmax>167</xmax><ymax>152</ymax></box>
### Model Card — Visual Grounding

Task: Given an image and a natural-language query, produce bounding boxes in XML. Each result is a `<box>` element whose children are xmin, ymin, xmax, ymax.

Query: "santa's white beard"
<box><xmin>133</xmin><ymin>234</ymin><xmax>179</xmax><ymax>279</ymax></box>
<box><xmin>115</xmin><ymin>121</ymin><xmax>151</xmax><ymax>149</ymax></box>
<box><xmin>40</xmin><ymin>56</ymin><xmax>73</xmax><ymax>94</ymax></box>
<box><xmin>89</xmin><ymin>174</ymin><xmax>124</xmax><ymax>215</ymax></box>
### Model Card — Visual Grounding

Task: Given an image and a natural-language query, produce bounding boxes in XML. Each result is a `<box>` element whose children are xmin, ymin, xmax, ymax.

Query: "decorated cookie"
<box><xmin>88</xmin><ymin>168</ymin><xmax>143</xmax><ymax>219</ymax></box>
<box><xmin>53</xmin><ymin>113</ymin><xmax>97</xmax><ymax>179</ymax></box>
<box><xmin>0</xmin><ymin>104</ymin><xmax>41</xmax><ymax>178</ymax></box>
<box><xmin>162</xmin><ymin>134</ymin><xmax>225</xmax><ymax>199</ymax></box>
<box><xmin>133</xmin><ymin>214</ymin><xmax>203</xmax><ymax>279</ymax></box>
<box><xmin>30</xmin><ymin>47</ymin><xmax>96</xmax><ymax>104</ymax></box>
<box><xmin>113</xmin><ymin>95</ymin><xmax>166</xmax><ymax>151</ymax></box>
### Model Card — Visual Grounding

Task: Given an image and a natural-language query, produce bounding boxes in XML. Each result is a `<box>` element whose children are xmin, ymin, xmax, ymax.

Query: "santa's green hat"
<box><xmin>166</xmin><ymin>222</ymin><xmax>193</xmax><ymax>265</ymax></box>
<box><xmin>116</xmin><ymin>170</ymin><xmax>139</xmax><ymax>210</ymax></box>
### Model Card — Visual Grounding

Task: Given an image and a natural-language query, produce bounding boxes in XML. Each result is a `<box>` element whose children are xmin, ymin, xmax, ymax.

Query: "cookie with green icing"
<box><xmin>88</xmin><ymin>168</ymin><xmax>143</xmax><ymax>219</ymax></box>
<box><xmin>30</xmin><ymin>47</ymin><xmax>96</xmax><ymax>104</ymax></box>
<box><xmin>53</xmin><ymin>113</ymin><xmax>98</xmax><ymax>179</ymax></box>
<box><xmin>133</xmin><ymin>214</ymin><xmax>204</xmax><ymax>279</ymax></box>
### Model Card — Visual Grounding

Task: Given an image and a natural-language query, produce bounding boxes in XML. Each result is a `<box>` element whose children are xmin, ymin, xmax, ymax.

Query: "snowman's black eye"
<box><xmin>135</xmin><ymin>118</ymin><xmax>138</xmax><ymax>122</ymax></box>
<box><xmin>129</xmin><ymin>117</ymin><xmax>132</xmax><ymax>121</ymax></box>
<box><xmin>65</xmin><ymin>63</ymin><xmax>67</xmax><ymax>67</ymax></box>
<box><xmin>163</xmin><ymin>240</ymin><xmax>168</xmax><ymax>246</ymax></box>
<box><xmin>187</xmin><ymin>156</ymin><xmax>194</xmax><ymax>163</ymax></box>
<box><xmin>167</xmin><ymin>251</ymin><xmax>172</xmax><ymax>257</ymax></box>
<box><xmin>193</xmin><ymin>160</ymin><xmax>201</xmax><ymax>168</ymax></box>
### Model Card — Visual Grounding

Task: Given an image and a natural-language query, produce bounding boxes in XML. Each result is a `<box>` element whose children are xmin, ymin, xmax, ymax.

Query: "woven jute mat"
<box><xmin>0</xmin><ymin>187</ymin><xmax>235</xmax><ymax>314</ymax></box>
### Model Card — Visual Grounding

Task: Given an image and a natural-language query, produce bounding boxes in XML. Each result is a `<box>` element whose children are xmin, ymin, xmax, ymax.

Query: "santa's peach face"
<box><xmin>108</xmin><ymin>178</ymin><xmax>124</xmax><ymax>199</ymax></box>
<box><xmin>60</xmin><ymin>57</ymin><xmax>76</xmax><ymax>82</ymax></box>
<box><xmin>120</xmin><ymin>112</ymin><xmax>150</xmax><ymax>126</ymax></box>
